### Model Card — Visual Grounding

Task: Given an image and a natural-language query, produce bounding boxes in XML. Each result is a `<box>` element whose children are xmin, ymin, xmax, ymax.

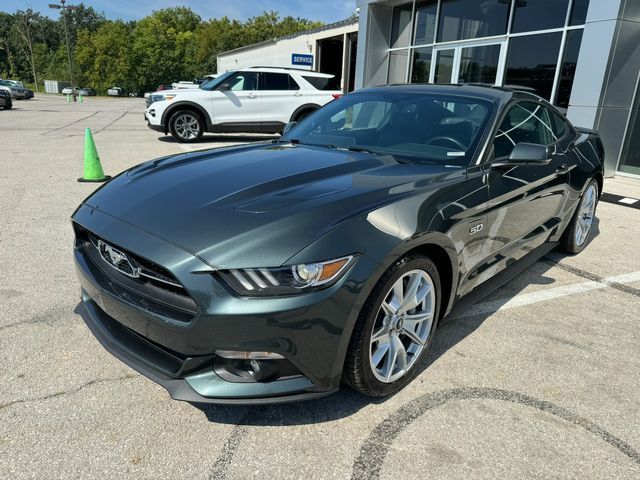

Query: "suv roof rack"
<box><xmin>249</xmin><ymin>65</ymin><xmax>319</xmax><ymax>73</ymax></box>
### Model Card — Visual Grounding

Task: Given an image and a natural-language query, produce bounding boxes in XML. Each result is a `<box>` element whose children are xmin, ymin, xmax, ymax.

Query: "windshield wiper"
<box><xmin>347</xmin><ymin>145</ymin><xmax>377</xmax><ymax>154</ymax></box>
<box><xmin>345</xmin><ymin>145</ymin><xmax>414</xmax><ymax>164</ymax></box>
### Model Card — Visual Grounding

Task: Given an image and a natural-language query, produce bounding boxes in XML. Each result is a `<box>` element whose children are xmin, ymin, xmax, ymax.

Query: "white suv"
<box><xmin>144</xmin><ymin>67</ymin><xmax>342</xmax><ymax>143</ymax></box>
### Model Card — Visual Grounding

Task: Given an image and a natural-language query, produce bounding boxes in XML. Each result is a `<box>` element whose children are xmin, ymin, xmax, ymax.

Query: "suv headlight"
<box><xmin>148</xmin><ymin>93</ymin><xmax>176</xmax><ymax>106</ymax></box>
<box><xmin>218</xmin><ymin>256</ymin><xmax>355</xmax><ymax>296</ymax></box>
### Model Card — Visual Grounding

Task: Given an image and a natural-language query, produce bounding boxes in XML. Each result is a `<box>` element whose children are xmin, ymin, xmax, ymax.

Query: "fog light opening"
<box><xmin>213</xmin><ymin>354</ymin><xmax>301</xmax><ymax>384</ymax></box>
<box><xmin>248</xmin><ymin>359</ymin><xmax>262</xmax><ymax>380</ymax></box>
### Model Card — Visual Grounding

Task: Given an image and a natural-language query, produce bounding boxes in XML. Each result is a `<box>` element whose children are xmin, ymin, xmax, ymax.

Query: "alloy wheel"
<box><xmin>369</xmin><ymin>269</ymin><xmax>435</xmax><ymax>383</ymax></box>
<box><xmin>174</xmin><ymin>113</ymin><xmax>200</xmax><ymax>140</ymax></box>
<box><xmin>575</xmin><ymin>184</ymin><xmax>597</xmax><ymax>247</ymax></box>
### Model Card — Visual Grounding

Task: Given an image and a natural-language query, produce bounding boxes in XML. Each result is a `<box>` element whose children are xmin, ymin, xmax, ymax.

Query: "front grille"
<box><xmin>74</xmin><ymin>224</ymin><xmax>198</xmax><ymax>322</ymax></box>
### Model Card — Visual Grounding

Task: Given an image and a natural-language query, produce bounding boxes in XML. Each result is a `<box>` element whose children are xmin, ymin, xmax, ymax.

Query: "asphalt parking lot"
<box><xmin>1</xmin><ymin>94</ymin><xmax>639</xmax><ymax>479</ymax></box>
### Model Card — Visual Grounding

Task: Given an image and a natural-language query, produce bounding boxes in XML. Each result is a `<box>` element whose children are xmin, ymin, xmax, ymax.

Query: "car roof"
<box><xmin>242</xmin><ymin>66</ymin><xmax>333</xmax><ymax>78</ymax></box>
<box><xmin>357</xmin><ymin>83</ymin><xmax>543</xmax><ymax>105</ymax></box>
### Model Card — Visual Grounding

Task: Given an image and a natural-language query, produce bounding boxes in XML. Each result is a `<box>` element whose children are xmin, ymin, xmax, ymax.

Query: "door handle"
<box><xmin>248</xmin><ymin>93</ymin><xmax>257</xmax><ymax>98</ymax></box>
<box><xmin>555</xmin><ymin>164</ymin><xmax>569</xmax><ymax>175</ymax></box>
<box><xmin>294</xmin><ymin>92</ymin><xmax>303</xmax><ymax>97</ymax></box>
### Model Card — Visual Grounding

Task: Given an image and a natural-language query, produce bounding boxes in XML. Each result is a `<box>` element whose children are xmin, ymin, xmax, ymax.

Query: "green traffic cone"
<box><xmin>79</xmin><ymin>94</ymin><xmax>83</xmax><ymax>103</ymax></box>
<box><xmin>66</xmin><ymin>94</ymin><xmax>71</xmax><ymax>103</ymax></box>
<box><xmin>78</xmin><ymin>128</ymin><xmax>111</xmax><ymax>183</ymax></box>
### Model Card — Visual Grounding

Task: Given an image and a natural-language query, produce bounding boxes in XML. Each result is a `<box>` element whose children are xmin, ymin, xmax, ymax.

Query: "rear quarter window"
<box><xmin>303</xmin><ymin>75</ymin><xmax>340</xmax><ymax>91</ymax></box>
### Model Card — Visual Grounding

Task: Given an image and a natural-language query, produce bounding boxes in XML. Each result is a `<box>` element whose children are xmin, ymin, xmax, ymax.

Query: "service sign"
<box><xmin>291</xmin><ymin>53</ymin><xmax>314</xmax><ymax>67</ymax></box>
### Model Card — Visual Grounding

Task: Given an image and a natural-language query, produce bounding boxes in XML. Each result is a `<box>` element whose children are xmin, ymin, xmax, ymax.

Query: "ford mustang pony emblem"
<box><xmin>97</xmin><ymin>240</ymin><xmax>139</xmax><ymax>278</ymax></box>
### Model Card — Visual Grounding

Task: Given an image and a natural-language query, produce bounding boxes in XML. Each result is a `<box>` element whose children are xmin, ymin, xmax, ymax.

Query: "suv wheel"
<box><xmin>169</xmin><ymin>110</ymin><xmax>204</xmax><ymax>143</ymax></box>
<box><xmin>5</xmin><ymin>98</ymin><xmax>12</xmax><ymax>110</ymax></box>
<box><xmin>343</xmin><ymin>254</ymin><xmax>441</xmax><ymax>396</ymax></box>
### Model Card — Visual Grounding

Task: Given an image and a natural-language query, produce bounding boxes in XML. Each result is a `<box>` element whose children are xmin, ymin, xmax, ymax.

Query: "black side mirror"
<box><xmin>493</xmin><ymin>142</ymin><xmax>552</xmax><ymax>167</ymax></box>
<box><xmin>282</xmin><ymin>121</ymin><xmax>297</xmax><ymax>135</ymax></box>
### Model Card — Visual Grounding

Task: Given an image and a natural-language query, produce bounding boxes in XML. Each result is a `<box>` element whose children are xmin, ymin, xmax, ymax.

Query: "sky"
<box><xmin>2</xmin><ymin>0</ymin><xmax>357</xmax><ymax>23</ymax></box>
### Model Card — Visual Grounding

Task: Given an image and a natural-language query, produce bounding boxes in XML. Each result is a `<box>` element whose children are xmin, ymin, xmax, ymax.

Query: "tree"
<box><xmin>11</xmin><ymin>9</ymin><xmax>46</xmax><ymax>90</ymax></box>
<box><xmin>75</xmin><ymin>21</ymin><xmax>134</xmax><ymax>94</ymax></box>
<box><xmin>0</xmin><ymin>13</ymin><xmax>16</xmax><ymax>77</ymax></box>
<box><xmin>0</xmin><ymin>7</ymin><xmax>325</xmax><ymax>94</ymax></box>
<box><xmin>131</xmin><ymin>8</ymin><xmax>202</xmax><ymax>92</ymax></box>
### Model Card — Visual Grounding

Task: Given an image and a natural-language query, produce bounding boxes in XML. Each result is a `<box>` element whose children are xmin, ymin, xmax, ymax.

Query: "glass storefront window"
<box><xmin>504</xmin><ymin>32</ymin><xmax>562</xmax><ymax>100</ymax></box>
<box><xmin>619</xmin><ymin>80</ymin><xmax>640</xmax><ymax>175</ymax></box>
<box><xmin>569</xmin><ymin>0</ymin><xmax>591</xmax><ymax>26</ymax></box>
<box><xmin>410</xmin><ymin>47</ymin><xmax>433</xmax><ymax>83</ymax></box>
<box><xmin>388</xmin><ymin>50</ymin><xmax>409</xmax><ymax>84</ymax></box>
<box><xmin>555</xmin><ymin>29</ymin><xmax>583</xmax><ymax>108</ymax></box>
<box><xmin>434</xmin><ymin>49</ymin><xmax>455</xmax><ymax>83</ymax></box>
<box><xmin>620</xmin><ymin>112</ymin><xmax>640</xmax><ymax>175</ymax></box>
<box><xmin>458</xmin><ymin>44</ymin><xmax>501</xmax><ymax>84</ymax></box>
<box><xmin>391</xmin><ymin>3</ymin><xmax>413</xmax><ymax>48</ymax></box>
<box><xmin>512</xmin><ymin>0</ymin><xmax>570</xmax><ymax>34</ymax></box>
<box><xmin>437</xmin><ymin>0</ymin><xmax>511</xmax><ymax>42</ymax></box>
<box><xmin>413</xmin><ymin>0</ymin><xmax>438</xmax><ymax>45</ymax></box>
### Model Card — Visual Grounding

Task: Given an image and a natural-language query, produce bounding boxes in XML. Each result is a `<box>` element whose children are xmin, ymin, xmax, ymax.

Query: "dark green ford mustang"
<box><xmin>73</xmin><ymin>85</ymin><xmax>604</xmax><ymax>404</ymax></box>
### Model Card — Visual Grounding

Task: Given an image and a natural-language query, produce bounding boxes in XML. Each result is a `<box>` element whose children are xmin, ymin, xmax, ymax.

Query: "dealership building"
<box><xmin>217</xmin><ymin>1</ymin><xmax>640</xmax><ymax>178</ymax></box>
<box><xmin>217</xmin><ymin>18</ymin><xmax>359</xmax><ymax>93</ymax></box>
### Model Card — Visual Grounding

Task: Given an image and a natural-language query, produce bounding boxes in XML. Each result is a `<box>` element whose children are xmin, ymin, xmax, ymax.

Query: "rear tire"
<box><xmin>343</xmin><ymin>254</ymin><xmax>441</xmax><ymax>397</ymax></box>
<box><xmin>291</xmin><ymin>108</ymin><xmax>317</xmax><ymax>124</ymax></box>
<box><xmin>558</xmin><ymin>179</ymin><xmax>599</xmax><ymax>254</ymax></box>
<box><xmin>169</xmin><ymin>109</ymin><xmax>204</xmax><ymax>143</ymax></box>
<box><xmin>5</xmin><ymin>99</ymin><xmax>12</xmax><ymax>110</ymax></box>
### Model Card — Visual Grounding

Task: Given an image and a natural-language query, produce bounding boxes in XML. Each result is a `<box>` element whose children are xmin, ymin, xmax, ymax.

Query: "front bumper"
<box><xmin>145</xmin><ymin>103</ymin><xmax>167</xmax><ymax>133</ymax></box>
<box><xmin>76</xmin><ymin>295</ymin><xmax>336</xmax><ymax>404</ymax></box>
<box><xmin>72</xmin><ymin>204</ymin><xmax>377</xmax><ymax>404</ymax></box>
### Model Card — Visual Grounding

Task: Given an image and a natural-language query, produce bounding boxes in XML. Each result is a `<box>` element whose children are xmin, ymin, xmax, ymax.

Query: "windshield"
<box><xmin>199</xmin><ymin>71</ymin><xmax>235</xmax><ymax>91</ymax></box>
<box><xmin>281</xmin><ymin>91</ymin><xmax>494</xmax><ymax>165</ymax></box>
<box><xmin>0</xmin><ymin>80</ymin><xmax>12</xmax><ymax>86</ymax></box>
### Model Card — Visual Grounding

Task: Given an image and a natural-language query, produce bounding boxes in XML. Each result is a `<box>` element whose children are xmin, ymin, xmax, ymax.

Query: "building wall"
<box><xmin>570</xmin><ymin>0</ymin><xmax>640</xmax><ymax>175</ymax></box>
<box><xmin>354</xmin><ymin>0</ymin><xmax>640</xmax><ymax>177</ymax></box>
<box><xmin>217</xmin><ymin>23</ymin><xmax>358</xmax><ymax>74</ymax></box>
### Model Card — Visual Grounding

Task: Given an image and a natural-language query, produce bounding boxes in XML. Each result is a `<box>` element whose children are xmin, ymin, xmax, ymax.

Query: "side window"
<box><xmin>262</xmin><ymin>72</ymin><xmax>299</xmax><ymax>91</ymax></box>
<box><xmin>494</xmin><ymin>101</ymin><xmax>557</xmax><ymax>159</ymax></box>
<box><xmin>550</xmin><ymin>110</ymin><xmax>569</xmax><ymax>139</ymax></box>
<box><xmin>227</xmin><ymin>72</ymin><xmax>258</xmax><ymax>91</ymax></box>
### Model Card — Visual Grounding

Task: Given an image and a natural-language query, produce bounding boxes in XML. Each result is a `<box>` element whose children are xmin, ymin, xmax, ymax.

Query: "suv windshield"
<box><xmin>281</xmin><ymin>91</ymin><xmax>494</xmax><ymax>165</ymax></box>
<box><xmin>199</xmin><ymin>72</ymin><xmax>235</xmax><ymax>91</ymax></box>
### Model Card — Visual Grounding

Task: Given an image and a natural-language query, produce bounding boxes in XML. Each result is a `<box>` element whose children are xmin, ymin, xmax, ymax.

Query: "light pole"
<box><xmin>49</xmin><ymin>0</ymin><xmax>78</xmax><ymax>100</ymax></box>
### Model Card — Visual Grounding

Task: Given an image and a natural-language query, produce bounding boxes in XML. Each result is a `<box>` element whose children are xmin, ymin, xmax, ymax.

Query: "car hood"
<box><xmin>82</xmin><ymin>143</ymin><xmax>454</xmax><ymax>268</ymax></box>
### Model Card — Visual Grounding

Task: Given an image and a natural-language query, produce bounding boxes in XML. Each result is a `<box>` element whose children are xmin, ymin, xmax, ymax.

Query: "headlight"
<box><xmin>219</xmin><ymin>255</ymin><xmax>355</xmax><ymax>296</ymax></box>
<box><xmin>148</xmin><ymin>93</ymin><xmax>176</xmax><ymax>105</ymax></box>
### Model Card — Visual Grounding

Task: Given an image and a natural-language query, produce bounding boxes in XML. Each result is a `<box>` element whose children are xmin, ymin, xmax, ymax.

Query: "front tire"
<box><xmin>5</xmin><ymin>99</ymin><xmax>12</xmax><ymax>110</ymax></box>
<box><xmin>558</xmin><ymin>179</ymin><xmax>599</xmax><ymax>254</ymax></box>
<box><xmin>343</xmin><ymin>254</ymin><xmax>441</xmax><ymax>397</ymax></box>
<box><xmin>169</xmin><ymin>110</ymin><xmax>204</xmax><ymax>143</ymax></box>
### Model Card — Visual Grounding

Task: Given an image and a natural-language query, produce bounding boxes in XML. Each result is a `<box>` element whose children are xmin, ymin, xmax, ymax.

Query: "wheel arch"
<box><xmin>593</xmin><ymin>171</ymin><xmax>603</xmax><ymax>198</ymax></box>
<box><xmin>290</xmin><ymin>103</ymin><xmax>321</xmax><ymax>122</ymax></box>
<box><xmin>161</xmin><ymin>101</ymin><xmax>212</xmax><ymax>132</ymax></box>
<box><xmin>376</xmin><ymin>234</ymin><xmax>458</xmax><ymax>322</ymax></box>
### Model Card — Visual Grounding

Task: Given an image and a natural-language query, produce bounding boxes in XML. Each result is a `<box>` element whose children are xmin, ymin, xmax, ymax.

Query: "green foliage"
<box><xmin>0</xmin><ymin>5</ymin><xmax>324</xmax><ymax>95</ymax></box>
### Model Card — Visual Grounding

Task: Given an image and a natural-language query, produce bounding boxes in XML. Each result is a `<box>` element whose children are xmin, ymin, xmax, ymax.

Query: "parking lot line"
<box><xmin>455</xmin><ymin>270</ymin><xmax>640</xmax><ymax>319</ymax></box>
